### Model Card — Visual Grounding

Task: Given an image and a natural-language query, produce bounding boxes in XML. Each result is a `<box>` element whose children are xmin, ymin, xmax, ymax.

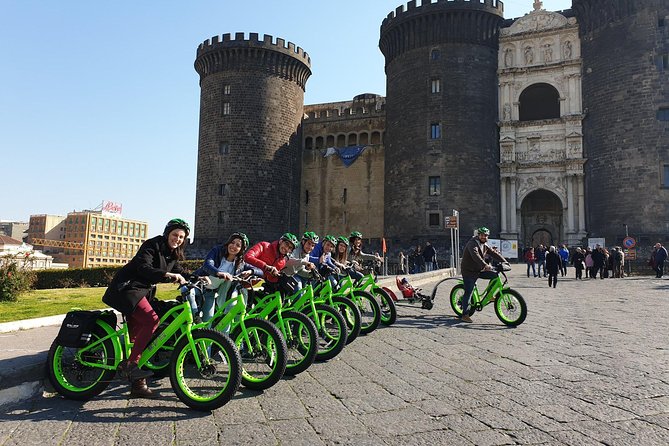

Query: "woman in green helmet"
<box><xmin>348</xmin><ymin>231</ymin><xmax>383</xmax><ymax>276</ymax></box>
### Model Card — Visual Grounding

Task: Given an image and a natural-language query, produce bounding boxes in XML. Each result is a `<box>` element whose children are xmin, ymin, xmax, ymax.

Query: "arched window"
<box><xmin>304</xmin><ymin>137</ymin><xmax>313</xmax><ymax>150</ymax></box>
<box><xmin>359</xmin><ymin>132</ymin><xmax>369</xmax><ymax>145</ymax></box>
<box><xmin>336</xmin><ymin>134</ymin><xmax>346</xmax><ymax>147</ymax></box>
<box><xmin>315</xmin><ymin>136</ymin><xmax>324</xmax><ymax>149</ymax></box>
<box><xmin>347</xmin><ymin>133</ymin><xmax>358</xmax><ymax>146</ymax></box>
<box><xmin>519</xmin><ymin>83</ymin><xmax>560</xmax><ymax>121</ymax></box>
<box><xmin>371</xmin><ymin>131</ymin><xmax>381</xmax><ymax>145</ymax></box>
<box><xmin>326</xmin><ymin>135</ymin><xmax>335</xmax><ymax>147</ymax></box>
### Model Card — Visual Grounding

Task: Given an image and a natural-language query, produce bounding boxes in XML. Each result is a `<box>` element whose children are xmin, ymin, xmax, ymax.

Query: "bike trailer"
<box><xmin>55</xmin><ymin>310</ymin><xmax>117</xmax><ymax>348</ymax></box>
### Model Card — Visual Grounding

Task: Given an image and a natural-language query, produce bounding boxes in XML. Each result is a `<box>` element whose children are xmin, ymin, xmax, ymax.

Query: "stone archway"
<box><xmin>521</xmin><ymin>189</ymin><xmax>563</xmax><ymax>248</ymax></box>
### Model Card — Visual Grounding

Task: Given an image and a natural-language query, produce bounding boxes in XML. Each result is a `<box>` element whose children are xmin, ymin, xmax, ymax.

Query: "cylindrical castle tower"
<box><xmin>379</xmin><ymin>0</ymin><xmax>505</xmax><ymax>242</ymax></box>
<box><xmin>573</xmin><ymin>0</ymin><xmax>669</xmax><ymax>244</ymax></box>
<box><xmin>193</xmin><ymin>33</ymin><xmax>311</xmax><ymax>247</ymax></box>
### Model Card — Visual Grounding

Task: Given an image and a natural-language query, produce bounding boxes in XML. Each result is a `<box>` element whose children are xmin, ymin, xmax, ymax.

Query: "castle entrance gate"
<box><xmin>521</xmin><ymin>189</ymin><xmax>562</xmax><ymax>248</ymax></box>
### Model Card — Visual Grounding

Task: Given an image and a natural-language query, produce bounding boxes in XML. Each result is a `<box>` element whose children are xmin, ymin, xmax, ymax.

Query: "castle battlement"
<box><xmin>303</xmin><ymin>99</ymin><xmax>386</xmax><ymax>121</ymax></box>
<box><xmin>381</xmin><ymin>0</ymin><xmax>504</xmax><ymax>30</ymax></box>
<box><xmin>572</xmin><ymin>0</ymin><xmax>640</xmax><ymax>36</ymax></box>
<box><xmin>197</xmin><ymin>32</ymin><xmax>311</xmax><ymax>66</ymax></box>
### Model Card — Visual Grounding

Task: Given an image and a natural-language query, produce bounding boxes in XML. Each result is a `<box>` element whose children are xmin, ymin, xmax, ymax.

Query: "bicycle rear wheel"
<box><xmin>231</xmin><ymin>318</ymin><xmax>287</xmax><ymax>391</ymax></box>
<box><xmin>169</xmin><ymin>328</ymin><xmax>241</xmax><ymax>411</ymax></box>
<box><xmin>47</xmin><ymin>325</ymin><xmax>116</xmax><ymax>401</ymax></box>
<box><xmin>449</xmin><ymin>284</ymin><xmax>465</xmax><ymax>317</ymax></box>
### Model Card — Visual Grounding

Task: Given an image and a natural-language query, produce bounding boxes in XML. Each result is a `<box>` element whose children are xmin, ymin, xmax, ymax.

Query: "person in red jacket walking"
<box><xmin>524</xmin><ymin>247</ymin><xmax>537</xmax><ymax>277</ymax></box>
<box><xmin>244</xmin><ymin>233</ymin><xmax>299</xmax><ymax>292</ymax></box>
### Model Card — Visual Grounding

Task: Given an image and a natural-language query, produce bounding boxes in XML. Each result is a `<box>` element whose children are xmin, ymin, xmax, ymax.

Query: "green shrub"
<box><xmin>0</xmin><ymin>262</ymin><xmax>37</xmax><ymax>302</ymax></box>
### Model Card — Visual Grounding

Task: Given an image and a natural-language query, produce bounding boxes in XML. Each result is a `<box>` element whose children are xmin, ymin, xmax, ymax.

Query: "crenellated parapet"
<box><xmin>380</xmin><ymin>0</ymin><xmax>505</xmax><ymax>62</ymax></box>
<box><xmin>572</xmin><ymin>0</ymin><xmax>639</xmax><ymax>36</ymax></box>
<box><xmin>195</xmin><ymin>32</ymin><xmax>312</xmax><ymax>90</ymax></box>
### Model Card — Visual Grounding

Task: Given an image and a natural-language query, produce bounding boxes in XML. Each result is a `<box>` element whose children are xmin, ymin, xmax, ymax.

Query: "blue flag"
<box><xmin>335</xmin><ymin>145</ymin><xmax>367</xmax><ymax>167</ymax></box>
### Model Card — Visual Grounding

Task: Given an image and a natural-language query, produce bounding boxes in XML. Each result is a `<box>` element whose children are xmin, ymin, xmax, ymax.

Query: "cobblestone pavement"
<box><xmin>1</xmin><ymin>266</ymin><xmax>668</xmax><ymax>445</ymax></box>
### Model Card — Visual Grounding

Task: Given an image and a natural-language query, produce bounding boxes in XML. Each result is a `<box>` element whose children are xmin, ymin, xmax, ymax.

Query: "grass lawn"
<box><xmin>0</xmin><ymin>283</ymin><xmax>182</xmax><ymax>323</ymax></box>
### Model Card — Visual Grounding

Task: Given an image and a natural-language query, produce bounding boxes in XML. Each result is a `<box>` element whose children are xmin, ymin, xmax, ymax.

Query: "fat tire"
<box><xmin>311</xmin><ymin>304</ymin><xmax>348</xmax><ymax>362</ymax></box>
<box><xmin>354</xmin><ymin>291</ymin><xmax>381</xmax><ymax>335</ymax></box>
<box><xmin>231</xmin><ymin>318</ymin><xmax>287</xmax><ymax>391</ymax></box>
<box><xmin>374</xmin><ymin>287</ymin><xmax>397</xmax><ymax>326</ymax></box>
<box><xmin>277</xmin><ymin>310</ymin><xmax>318</xmax><ymax>376</ymax></box>
<box><xmin>46</xmin><ymin>325</ymin><xmax>115</xmax><ymax>401</ymax></box>
<box><xmin>169</xmin><ymin>328</ymin><xmax>241</xmax><ymax>411</ymax></box>
<box><xmin>449</xmin><ymin>284</ymin><xmax>465</xmax><ymax>317</ymax></box>
<box><xmin>331</xmin><ymin>296</ymin><xmax>362</xmax><ymax>344</ymax></box>
<box><xmin>494</xmin><ymin>289</ymin><xmax>528</xmax><ymax>327</ymax></box>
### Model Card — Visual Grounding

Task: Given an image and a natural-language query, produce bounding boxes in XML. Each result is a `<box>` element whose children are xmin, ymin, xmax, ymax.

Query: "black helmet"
<box><xmin>164</xmin><ymin>218</ymin><xmax>190</xmax><ymax>237</ymax></box>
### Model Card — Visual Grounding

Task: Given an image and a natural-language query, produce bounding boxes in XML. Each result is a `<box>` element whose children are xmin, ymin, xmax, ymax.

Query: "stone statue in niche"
<box><xmin>524</xmin><ymin>46</ymin><xmax>534</xmax><ymax>65</ymax></box>
<box><xmin>543</xmin><ymin>44</ymin><xmax>552</xmax><ymax>62</ymax></box>
<box><xmin>503</xmin><ymin>103</ymin><xmax>511</xmax><ymax>121</ymax></box>
<box><xmin>504</xmin><ymin>48</ymin><xmax>514</xmax><ymax>67</ymax></box>
<box><xmin>563</xmin><ymin>40</ymin><xmax>572</xmax><ymax>59</ymax></box>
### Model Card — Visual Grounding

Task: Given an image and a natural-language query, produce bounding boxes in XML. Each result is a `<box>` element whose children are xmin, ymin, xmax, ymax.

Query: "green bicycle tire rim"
<box><xmin>496</xmin><ymin>292</ymin><xmax>521</xmax><ymax>324</ymax></box>
<box><xmin>53</xmin><ymin>344</ymin><xmax>107</xmax><ymax>393</ymax></box>
<box><xmin>175</xmin><ymin>338</ymin><xmax>230</xmax><ymax>403</ymax></box>
<box><xmin>237</xmin><ymin>326</ymin><xmax>279</xmax><ymax>383</ymax></box>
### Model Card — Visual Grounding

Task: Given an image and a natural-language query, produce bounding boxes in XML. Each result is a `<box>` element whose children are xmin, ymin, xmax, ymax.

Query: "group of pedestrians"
<box><xmin>403</xmin><ymin>242</ymin><xmax>438</xmax><ymax>274</ymax></box>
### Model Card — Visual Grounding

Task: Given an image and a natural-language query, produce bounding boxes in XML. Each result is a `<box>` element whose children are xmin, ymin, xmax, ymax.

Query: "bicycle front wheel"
<box><xmin>47</xmin><ymin>325</ymin><xmax>116</xmax><ymax>401</ymax></box>
<box><xmin>169</xmin><ymin>328</ymin><xmax>241</xmax><ymax>411</ymax></box>
<box><xmin>449</xmin><ymin>284</ymin><xmax>465</xmax><ymax>317</ymax></box>
<box><xmin>311</xmin><ymin>304</ymin><xmax>348</xmax><ymax>362</ymax></box>
<box><xmin>231</xmin><ymin>318</ymin><xmax>287</xmax><ymax>391</ymax></box>
<box><xmin>495</xmin><ymin>289</ymin><xmax>527</xmax><ymax>326</ymax></box>
<box><xmin>331</xmin><ymin>296</ymin><xmax>362</xmax><ymax>344</ymax></box>
<box><xmin>354</xmin><ymin>291</ymin><xmax>381</xmax><ymax>335</ymax></box>
<box><xmin>373</xmin><ymin>287</ymin><xmax>397</xmax><ymax>326</ymax></box>
<box><xmin>278</xmin><ymin>310</ymin><xmax>318</xmax><ymax>376</ymax></box>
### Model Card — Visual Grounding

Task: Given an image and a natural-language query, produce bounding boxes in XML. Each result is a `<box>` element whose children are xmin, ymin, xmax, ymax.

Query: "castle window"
<box><xmin>371</xmin><ymin>131</ymin><xmax>381</xmax><ymax>145</ymax></box>
<box><xmin>430</xmin><ymin>123</ymin><xmax>441</xmax><ymax>139</ymax></box>
<box><xmin>315</xmin><ymin>136</ymin><xmax>324</xmax><ymax>149</ymax></box>
<box><xmin>336</xmin><ymin>134</ymin><xmax>346</xmax><ymax>147</ymax></box>
<box><xmin>304</xmin><ymin>137</ymin><xmax>313</xmax><ymax>150</ymax></box>
<box><xmin>218</xmin><ymin>211</ymin><xmax>225</xmax><ymax>224</ymax></box>
<box><xmin>218</xmin><ymin>183</ymin><xmax>228</xmax><ymax>196</ymax></box>
<box><xmin>326</xmin><ymin>135</ymin><xmax>335</xmax><ymax>147</ymax></box>
<box><xmin>429</xmin><ymin>176</ymin><xmax>441</xmax><ymax>196</ymax></box>
<box><xmin>222</xmin><ymin>102</ymin><xmax>231</xmax><ymax>116</ymax></box>
<box><xmin>359</xmin><ymin>132</ymin><xmax>369</xmax><ymax>145</ymax></box>
<box><xmin>427</xmin><ymin>211</ymin><xmax>442</xmax><ymax>227</ymax></box>
<box><xmin>223</xmin><ymin>84</ymin><xmax>231</xmax><ymax>95</ymax></box>
<box><xmin>305</xmin><ymin>189</ymin><xmax>309</xmax><ymax>205</ymax></box>
<box><xmin>659</xmin><ymin>18</ymin><xmax>665</xmax><ymax>27</ymax></box>
<box><xmin>662</xmin><ymin>54</ymin><xmax>668</xmax><ymax>70</ymax></box>
<box><xmin>347</xmin><ymin>133</ymin><xmax>358</xmax><ymax>146</ymax></box>
<box><xmin>519</xmin><ymin>83</ymin><xmax>560</xmax><ymax>121</ymax></box>
<box><xmin>430</xmin><ymin>49</ymin><xmax>440</xmax><ymax>60</ymax></box>
<box><xmin>431</xmin><ymin>78</ymin><xmax>441</xmax><ymax>94</ymax></box>
<box><xmin>662</xmin><ymin>164</ymin><xmax>669</xmax><ymax>188</ymax></box>
<box><xmin>219</xmin><ymin>142</ymin><xmax>230</xmax><ymax>155</ymax></box>
<box><xmin>342</xmin><ymin>188</ymin><xmax>347</xmax><ymax>204</ymax></box>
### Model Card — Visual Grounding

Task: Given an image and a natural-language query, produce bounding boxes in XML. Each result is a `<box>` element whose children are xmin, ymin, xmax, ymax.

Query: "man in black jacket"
<box><xmin>459</xmin><ymin>227</ymin><xmax>506</xmax><ymax>323</ymax></box>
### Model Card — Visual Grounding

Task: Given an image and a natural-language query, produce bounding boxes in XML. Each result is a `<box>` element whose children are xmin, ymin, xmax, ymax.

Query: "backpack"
<box><xmin>55</xmin><ymin>310</ymin><xmax>117</xmax><ymax>348</ymax></box>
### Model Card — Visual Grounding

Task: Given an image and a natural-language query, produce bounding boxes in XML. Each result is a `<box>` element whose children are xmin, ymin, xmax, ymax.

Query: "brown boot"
<box><xmin>130</xmin><ymin>378</ymin><xmax>155</xmax><ymax>398</ymax></box>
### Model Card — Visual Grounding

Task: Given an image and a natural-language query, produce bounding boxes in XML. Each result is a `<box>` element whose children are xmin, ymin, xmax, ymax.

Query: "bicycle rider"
<box><xmin>283</xmin><ymin>231</ymin><xmax>319</xmax><ymax>290</ymax></box>
<box><xmin>459</xmin><ymin>226</ymin><xmax>506</xmax><ymax>323</ymax></box>
<box><xmin>244</xmin><ymin>232</ymin><xmax>298</xmax><ymax>294</ymax></box>
<box><xmin>349</xmin><ymin>231</ymin><xmax>383</xmax><ymax>278</ymax></box>
<box><xmin>102</xmin><ymin>218</ymin><xmax>190</xmax><ymax>398</ymax></box>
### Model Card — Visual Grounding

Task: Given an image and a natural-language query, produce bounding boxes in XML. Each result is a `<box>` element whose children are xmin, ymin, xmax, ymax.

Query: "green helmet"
<box><xmin>227</xmin><ymin>232</ymin><xmax>249</xmax><ymax>251</ymax></box>
<box><xmin>302</xmin><ymin>231</ymin><xmax>319</xmax><ymax>243</ymax></box>
<box><xmin>337</xmin><ymin>236</ymin><xmax>349</xmax><ymax>246</ymax></box>
<box><xmin>280</xmin><ymin>232</ymin><xmax>299</xmax><ymax>247</ymax></box>
<box><xmin>349</xmin><ymin>231</ymin><xmax>363</xmax><ymax>239</ymax></box>
<box><xmin>477</xmin><ymin>226</ymin><xmax>490</xmax><ymax>235</ymax></box>
<box><xmin>324</xmin><ymin>235</ymin><xmax>337</xmax><ymax>245</ymax></box>
<box><xmin>164</xmin><ymin>218</ymin><xmax>190</xmax><ymax>237</ymax></box>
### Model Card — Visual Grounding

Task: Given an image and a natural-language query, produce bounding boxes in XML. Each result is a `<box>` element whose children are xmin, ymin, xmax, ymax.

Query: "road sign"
<box><xmin>625</xmin><ymin>248</ymin><xmax>636</xmax><ymax>260</ymax></box>
<box><xmin>622</xmin><ymin>237</ymin><xmax>636</xmax><ymax>249</ymax></box>
<box><xmin>444</xmin><ymin>216</ymin><xmax>458</xmax><ymax>229</ymax></box>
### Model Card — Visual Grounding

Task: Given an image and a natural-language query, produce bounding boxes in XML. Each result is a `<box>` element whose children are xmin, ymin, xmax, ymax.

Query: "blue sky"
<box><xmin>1</xmin><ymin>0</ymin><xmax>571</xmax><ymax>239</ymax></box>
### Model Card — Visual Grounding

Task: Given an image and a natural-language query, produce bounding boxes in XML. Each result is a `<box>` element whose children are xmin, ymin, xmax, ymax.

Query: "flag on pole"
<box><xmin>382</xmin><ymin>237</ymin><xmax>387</xmax><ymax>254</ymax></box>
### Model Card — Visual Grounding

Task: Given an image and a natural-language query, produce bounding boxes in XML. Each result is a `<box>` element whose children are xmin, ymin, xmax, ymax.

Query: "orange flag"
<box><xmin>382</xmin><ymin>237</ymin><xmax>387</xmax><ymax>254</ymax></box>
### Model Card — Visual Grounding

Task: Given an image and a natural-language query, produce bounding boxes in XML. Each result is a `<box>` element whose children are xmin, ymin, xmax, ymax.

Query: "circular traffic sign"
<box><xmin>623</xmin><ymin>237</ymin><xmax>636</xmax><ymax>248</ymax></box>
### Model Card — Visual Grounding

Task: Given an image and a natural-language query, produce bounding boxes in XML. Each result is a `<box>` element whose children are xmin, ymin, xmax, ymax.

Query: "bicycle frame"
<box><xmin>75</xmin><ymin>300</ymin><xmax>210</xmax><ymax>371</ymax></box>
<box><xmin>463</xmin><ymin>273</ymin><xmax>509</xmax><ymax>309</ymax></box>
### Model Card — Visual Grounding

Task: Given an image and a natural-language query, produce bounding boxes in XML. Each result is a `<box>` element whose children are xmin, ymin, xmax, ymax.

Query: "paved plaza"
<box><xmin>1</xmin><ymin>266</ymin><xmax>668</xmax><ymax>445</ymax></box>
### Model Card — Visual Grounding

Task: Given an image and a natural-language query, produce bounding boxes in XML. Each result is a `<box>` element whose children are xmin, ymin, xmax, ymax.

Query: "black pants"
<box><xmin>548</xmin><ymin>274</ymin><xmax>557</xmax><ymax>288</ymax></box>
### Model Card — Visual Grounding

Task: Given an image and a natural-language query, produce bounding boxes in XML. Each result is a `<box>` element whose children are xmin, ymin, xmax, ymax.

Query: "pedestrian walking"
<box><xmin>546</xmin><ymin>246</ymin><xmax>560</xmax><ymax>288</ymax></box>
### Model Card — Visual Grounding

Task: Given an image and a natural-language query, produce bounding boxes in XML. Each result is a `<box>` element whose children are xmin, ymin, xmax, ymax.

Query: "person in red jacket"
<box><xmin>524</xmin><ymin>247</ymin><xmax>537</xmax><ymax>278</ymax></box>
<box><xmin>244</xmin><ymin>233</ymin><xmax>299</xmax><ymax>292</ymax></box>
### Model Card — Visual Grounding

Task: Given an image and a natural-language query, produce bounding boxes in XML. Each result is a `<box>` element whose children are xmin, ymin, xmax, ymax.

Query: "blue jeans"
<box><xmin>526</xmin><ymin>262</ymin><xmax>536</xmax><ymax>277</ymax></box>
<box><xmin>425</xmin><ymin>261</ymin><xmax>434</xmax><ymax>272</ymax></box>
<box><xmin>461</xmin><ymin>276</ymin><xmax>478</xmax><ymax>316</ymax></box>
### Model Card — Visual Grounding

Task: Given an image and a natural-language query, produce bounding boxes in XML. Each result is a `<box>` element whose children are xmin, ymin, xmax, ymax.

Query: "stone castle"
<box><xmin>193</xmin><ymin>0</ymin><xmax>669</xmax><ymax>255</ymax></box>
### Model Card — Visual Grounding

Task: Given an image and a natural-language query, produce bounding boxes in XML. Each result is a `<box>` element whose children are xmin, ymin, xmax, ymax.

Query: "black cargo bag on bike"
<box><xmin>55</xmin><ymin>310</ymin><xmax>116</xmax><ymax>348</ymax></box>
<box><xmin>278</xmin><ymin>274</ymin><xmax>299</xmax><ymax>295</ymax></box>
